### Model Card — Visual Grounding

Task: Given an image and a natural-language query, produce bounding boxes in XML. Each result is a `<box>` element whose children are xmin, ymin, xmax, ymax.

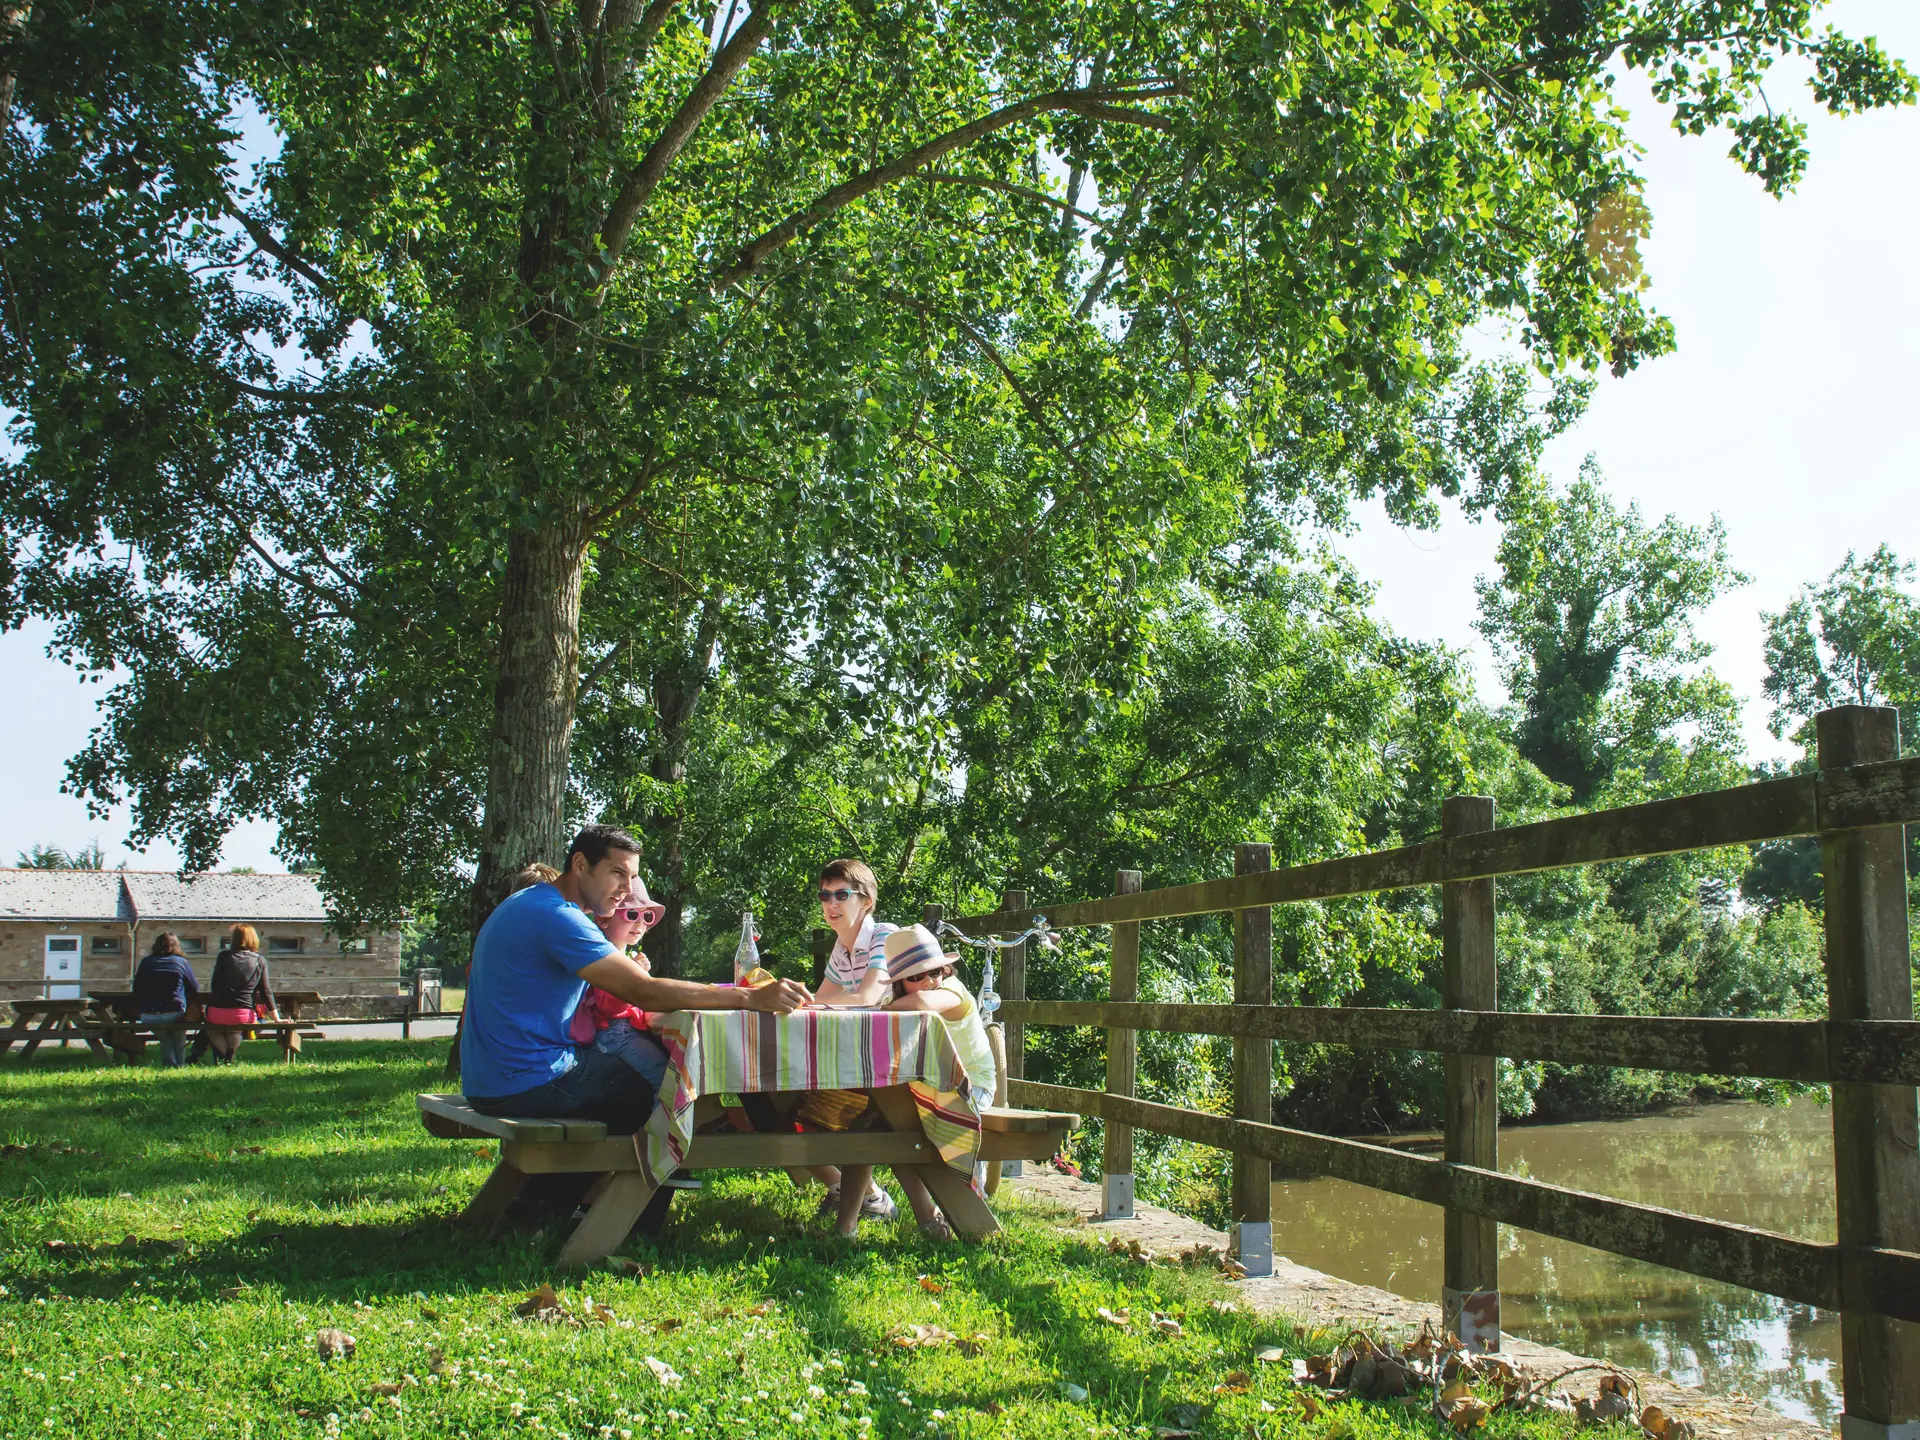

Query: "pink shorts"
<box><xmin>206</xmin><ymin>1006</ymin><xmax>256</xmax><ymax>1026</ymax></box>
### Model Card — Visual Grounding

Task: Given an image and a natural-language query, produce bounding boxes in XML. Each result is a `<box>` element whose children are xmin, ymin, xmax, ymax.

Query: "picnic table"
<box><xmin>0</xmin><ymin>999</ymin><xmax>109</xmax><ymax>1060</ymax></box>
<box><xmin>1</xmin><ymin>989</ymin><xmax>332</xmax><ymax>1064</ymax></box>
<box><xmin>421</xmin><ymin>1006</ymin><xmax>1077</xmax><ymax>1266</ymax></box>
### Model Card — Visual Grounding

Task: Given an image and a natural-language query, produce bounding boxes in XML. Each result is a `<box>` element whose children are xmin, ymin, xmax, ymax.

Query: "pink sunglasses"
<box><xmin>614</xmin><ymin>902</ymin><xmax>665</xmax><ymax>928</ymax></box>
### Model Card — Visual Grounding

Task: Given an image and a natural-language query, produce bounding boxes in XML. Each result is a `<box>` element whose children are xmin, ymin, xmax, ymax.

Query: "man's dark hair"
<box><xmin>566</xmin><ymin>824</ymin><xmax>642</xmax><ymax>871</ymax></box>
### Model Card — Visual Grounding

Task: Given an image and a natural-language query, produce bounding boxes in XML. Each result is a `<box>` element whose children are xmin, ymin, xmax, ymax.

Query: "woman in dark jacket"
<box><xmin>204</xmin><ymin>924</ymin><xmax>278</xmax><ymax>1062</ymax></box>
<box><xmin>133</xmin><ymin>932</ymin><xmax>200</xmax><ymax>1067</ymax></box>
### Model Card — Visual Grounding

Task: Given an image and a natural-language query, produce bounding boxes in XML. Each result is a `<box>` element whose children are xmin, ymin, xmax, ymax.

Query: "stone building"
<box><xmin>0</xmin><ymin>870</ymin><xmax>402</xmax><ymax>1005</ymax></box>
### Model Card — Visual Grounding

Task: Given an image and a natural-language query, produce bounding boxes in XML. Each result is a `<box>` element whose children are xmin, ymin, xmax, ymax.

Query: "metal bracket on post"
<box><xmin>1101</xmin><ymin>1172</ymin><xmax>1135</xmax><ymax>1221</ymax></box>
<box><xmin>1230</xmin><ymin>1221</ymin><xmax>1273</xmax><ymax>1278</ymax></box>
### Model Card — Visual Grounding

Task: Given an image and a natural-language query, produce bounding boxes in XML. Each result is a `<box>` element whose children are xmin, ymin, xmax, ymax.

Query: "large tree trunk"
<box><xmin>470</xmin><ymin>515</ymin><xmax>591</xmax><ymax>935</ymax></box>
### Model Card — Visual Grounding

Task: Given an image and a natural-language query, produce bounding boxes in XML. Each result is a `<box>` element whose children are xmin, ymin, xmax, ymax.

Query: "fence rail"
<box><xmin>952</xmin><ymin>705</ymin><xmax>1920</xmax><ymax>1434</ymax></box>
<box><xmin>951</xmin><ymin>752</ymin><xmax>1920</xmax><ymax>935</ymax></box>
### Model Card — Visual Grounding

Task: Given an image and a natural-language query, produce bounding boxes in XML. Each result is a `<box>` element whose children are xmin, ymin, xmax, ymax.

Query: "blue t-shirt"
<box><xmin>461</xmin><ymin>883</ymin><xmax>616</xmax><ymax>1099</ymax></box>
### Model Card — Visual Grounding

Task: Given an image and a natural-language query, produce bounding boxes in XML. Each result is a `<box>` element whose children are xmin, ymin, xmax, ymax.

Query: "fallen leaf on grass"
<box><xmin>745</xmin><ymin>1301</ymin><xmax>773</xmax><ymax>1317</ymax></box>
<box><xmin>315</xmin><ymin>1329</ymin><xmax>356</xmax><ymax>1361</ymax></box>
<box><xmin>1296</xmin><ymin>1393</ymin><xmax>1322</xmax><ymax>1420</ymax></box>
<box><xmin>426</xmin><ymin>1347</ymin><xmax>447</xmax><ymax>1375</ymax></box>
<box><xmin>893</xmin><ymin>1324</ymin><xmax>960</xmax><ymax>1350</ymax></box>
<box><xmin>655</xmin><ymin>1317</ymin><xmax>683</xmax><ymax>1334</ymax></box>
<box><xmin>1152</xmin><ymin>1429</ymin><xmax>1192</xmax><ymax>1439</ymax></box>
<box><xmin>1213</xmin><ymin>1372</ymin><xmax>1252</xmax><ymax>1395</ymax></box>
<box><xmin>1221</xmin><ymin>1258</ymin><xmax>1248</xmax><ymax>1280</ymax></box>
<box><xmin>1444</xmin><ymin>1397</ymin><xmax>1490</xmax><ymax>1433</ymax></box>
<box><xmin>1096</xmin><ymin>1307</ymin><xmax>1130</xmax><ymax>1327</ymax></box>
<box><xmin>245</xmin><ymin>1209</ymin><xmax>261</xmax><ymax>1223</ymax></box>
<box><xmin>1149</xmin><ymin>1312</ymin><xmax>1183</xmax><ymax>1337</ymax></box>
<box><xmin>980</xmin><ymin>1402</ymin><xmax>1004</xmax><ymax>1417</ymax></box>
<box><xmin>644</xmin><ymin>1355</ymin><xmax>683</xmax><ymax>1388</ymax></box>
<box><xmin>917</xmin><ymin>1274</ymin><xmax>945</xmax><ymax>1295</ymax></box>
<box><xmin>369</xmin><ymin>1382</ymin><xmax>401</xmax><ymax>1398</ymax></box>
<box><xmin>420</xmin><ymin>1307</ymin><xmax>440</xmax><ymax>1322</ymax></box>
<box><xmin>217</xmin><ymin>1284</ymin><xmax>251</xmax><ymax>1300</ymax></box>
<box><xmin>515</xmin><ymin>1285</ymin><xmax>564</xmax><ymax>1320</ymax></box>
<box><xmin>1254</xmin><ymin>1346</ymin><xmax>1286</xmax><ymax>1364</ymax></box>
<box><xmin>957</xmin><ymin>1334</ymin><xmax>991</xmax><ymax>1356</ymax></box>
<box><xmin>611</xmin><ymin>1259</ymin><xmax>650</xmax><ymax>1278</ymax></box>
<box><xmin>1208</xmin><ymin>1300</ymin><xmax>1240</xmax><ymax>1314</ymax></box>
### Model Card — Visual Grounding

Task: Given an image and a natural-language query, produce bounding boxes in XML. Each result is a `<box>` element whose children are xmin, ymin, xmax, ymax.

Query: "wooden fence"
<box><xmin>949</xmin><ymin>704</ymin><xmax>1920</xmax><ymax>1436</ymax></box>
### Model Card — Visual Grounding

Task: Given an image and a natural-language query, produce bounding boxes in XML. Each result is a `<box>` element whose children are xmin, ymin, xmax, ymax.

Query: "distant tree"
<box><xmin>1475</xmin><ymin>462</ymin><xmax>1747</xmax><ymax>806</ymax></box>
<box><xmin>14</xmin><ymin>842</ymin><xmax>106</xmax><ymax>869</ymax></box>
<box><xmin>1748</xmin><ymin>546</ymin><xmax>1920</xmax><ymax>911</ymax></box>
<box><xmin>1763</xmin><ymin>545</ymin><xmax>1920</xmax><ymax>748</ymax></box>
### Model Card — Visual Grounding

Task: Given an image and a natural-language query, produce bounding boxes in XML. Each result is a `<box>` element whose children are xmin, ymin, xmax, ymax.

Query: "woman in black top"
<box><xmin>204</xmin><ymin>924</ymin><xmax>278</xmax><ymax>1062</ymax></box>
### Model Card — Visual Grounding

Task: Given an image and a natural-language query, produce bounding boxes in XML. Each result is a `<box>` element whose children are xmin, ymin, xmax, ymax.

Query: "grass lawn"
<box><xmin>0</xmin><ymin>1042</ymin><xmax>1588</xmax><ymax>1440</ymax></box>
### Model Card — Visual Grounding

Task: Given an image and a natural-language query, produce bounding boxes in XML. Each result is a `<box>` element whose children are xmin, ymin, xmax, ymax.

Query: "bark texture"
<box><xmin>471</xmin><ymin>516</ymin><xmax>591</xmax><ymax>934</ymax></box>
<box><xmin>641</xmin><ymin>597</ymin><xmax>722</xmax><ymax>977</ymax></box>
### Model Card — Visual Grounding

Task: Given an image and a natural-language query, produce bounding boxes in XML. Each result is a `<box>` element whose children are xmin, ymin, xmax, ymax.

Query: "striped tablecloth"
<box><xmin>637</xmin><ymin>1008</ymin><xmax>985</xmax><ymax>1187</ymax></box>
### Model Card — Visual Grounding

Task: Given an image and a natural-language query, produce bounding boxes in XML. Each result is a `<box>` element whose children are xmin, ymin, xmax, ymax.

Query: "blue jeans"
<box><xmin>592</xmin><ymin>1020</ymin><xmax>669</xmax><ymax>1089</ymax></box>
<box><xmin>468</xmin><ymin>1046</ymin><xmax>659</xmax><ymax>1136</ymax></box>
<box><xmin>140</xmin><ymin>1011</ymin><xmax>189</xmax><ymax>1067</ymax></box>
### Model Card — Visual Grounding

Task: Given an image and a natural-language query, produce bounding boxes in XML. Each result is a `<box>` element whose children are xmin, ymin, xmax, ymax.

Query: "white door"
<box><xmin>43</xmin><ymin>937</ymin><xmax>81</xmax><ymax>999</ymax></box>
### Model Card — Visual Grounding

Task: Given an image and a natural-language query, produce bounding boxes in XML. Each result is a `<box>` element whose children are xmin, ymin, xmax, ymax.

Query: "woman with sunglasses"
<box><xmin>568</xmin><ymin>882</ymin><xmax>673</xmax><ymax>1087</ymax></box>
<box><xmin>801</xmin><ymin>859</ymin><xmax>900</xmax><ymax>1223</ymax></box>
<box><xmin>814</xmin><ymin>858</ymin><xmax>896</xmax><ymax>1007</ymax></box>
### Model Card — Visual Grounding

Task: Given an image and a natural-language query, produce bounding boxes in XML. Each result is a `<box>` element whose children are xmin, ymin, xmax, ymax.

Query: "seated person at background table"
<box><xmin>829</xmin><ymin>924</ymin><xmax>999</xmax><ymax>1242</ymax></box>
<box><xmin>133</xmin><ymin>931</ymin><xmax>200</xmax><ymax>1068</ymax></box>
<box><xmin>462</xmin><ymin>824</ymin><xmax>811</xmax><ymax>1143</ymax></box>
<box><xmin>203</xmin><ymin>924</ymin><xmax>278</xmax><ymax>1064</ymax></box>
<box><xmin>568</xmin><ymin>880</ymin><xmax>671</xmax><ymax>1090</ymax></box>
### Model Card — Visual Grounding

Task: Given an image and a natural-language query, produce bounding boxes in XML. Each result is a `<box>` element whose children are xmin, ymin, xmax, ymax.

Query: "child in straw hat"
<box><xmin>829</xmin><ymin>924</ymin><xmax>998</xmax><ymax>1240</ymax></box>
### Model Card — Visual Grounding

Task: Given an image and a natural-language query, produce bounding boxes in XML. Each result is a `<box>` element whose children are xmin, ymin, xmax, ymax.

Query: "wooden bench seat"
<box><xmin>417</xmin><ymin>1091</ymin><xmax>1079</xmax><ymax>1266</ymax></box>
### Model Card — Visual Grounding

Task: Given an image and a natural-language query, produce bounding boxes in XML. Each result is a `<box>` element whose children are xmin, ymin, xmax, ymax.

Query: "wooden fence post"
<box><xmin>1817</xmin><ymin>706</ymin><xmax>1920</xmax><ymax>1439</ymax></box>
<box><xmin>1442</xmin><ymin>794</ymin><xmax>1500</xmax><ymax>1352</ymax></box>
<box><xmin>1103</xmin><ymin>870</ymin><xmax>1144</xmax><ymax>1220</ymax></box>
<box><xmin>1000</xmin><ymin>889</ymin><xmax>1028</xmax><ymax>1176</ymax></box>
<box><xmin>1231</xmin><ymin>843</ymin><xmax>1273</xmax><ymax>1277</ymax></box>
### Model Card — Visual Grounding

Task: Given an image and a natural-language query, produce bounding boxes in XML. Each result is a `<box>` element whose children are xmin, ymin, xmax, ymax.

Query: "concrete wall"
<box><xmin>0</xmin><ymin>919</ymin><xmax>402</xmax><ymax>1003</ymax></box>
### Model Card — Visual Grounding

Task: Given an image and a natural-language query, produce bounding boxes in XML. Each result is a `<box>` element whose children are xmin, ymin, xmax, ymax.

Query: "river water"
<box><xmin>1266</xmin><ymin>1098</ymin><xmax>1841</xmax><ymax>1425</ymax></box>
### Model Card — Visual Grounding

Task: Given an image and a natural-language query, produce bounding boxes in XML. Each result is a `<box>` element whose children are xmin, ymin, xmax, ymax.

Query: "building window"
<box><xmin>91</xmin><ymin>937</ymin><xmax>122</xmax><ymax>954</ymax></box>
<box><xmin>339</xmin><ymin>937</ymin><xmax>371</xmax><ymax>954</ymax></box>
<box><xmin>181</xmin><ymin>937</ymin><xmax>207</xmax><ymax>955</ymax></box>
<box><xmin>266</xmin><ymin>937</ymin><xmax>304</xmax><ymax>954</ymax></box>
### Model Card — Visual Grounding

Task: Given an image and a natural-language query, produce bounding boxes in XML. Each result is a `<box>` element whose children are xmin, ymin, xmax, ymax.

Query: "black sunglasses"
<box><xmin>818</xmin><ymin>887</ymin><xmax>860</xmax><ymax>904</ymax></box>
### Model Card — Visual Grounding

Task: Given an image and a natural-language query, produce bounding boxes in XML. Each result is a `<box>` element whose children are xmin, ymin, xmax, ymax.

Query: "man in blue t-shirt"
<box><xmin>463</xmin><ymin>824</ymin><xmax>811</xmax><ymax>1136</ymax></box>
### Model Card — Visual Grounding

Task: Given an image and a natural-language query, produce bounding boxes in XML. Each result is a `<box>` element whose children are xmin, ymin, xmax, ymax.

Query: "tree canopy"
<box><xmin>2</xmin><ymin>0</ymin><xmax>1912</xmax><ymax>937</ymax></box>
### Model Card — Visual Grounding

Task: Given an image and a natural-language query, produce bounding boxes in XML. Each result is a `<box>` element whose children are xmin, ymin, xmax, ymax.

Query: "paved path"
<box><xmin>1001</xmin><ymin>1168</ymin><xmax>1826</xmax><ymax>1439</ymax></box>
<box><xmin>307</xmin><ymin>1018</ymin><xmax>460</xmax><ymax>1042</ymax></box>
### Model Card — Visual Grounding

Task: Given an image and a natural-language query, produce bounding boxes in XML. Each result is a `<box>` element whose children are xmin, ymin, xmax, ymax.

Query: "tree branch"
<box><xmin>597</xmin><ymin>1</ymin><xmax>780</xmax><ymax>280</ymax></box>
<box><xmin>921</xmin><ymin>171</ymin><xmax>1100</xmax><ymax>224</ymax></box>
<box><xmin>884</xmin><ymin>290</ymin><xmax>1100</xmax><ymax>499</ymax></box>
<box><xmin>710</xmin><ymin>83</ymin><xmax>1184</xmax><ymax>292</ymax></box>
<box><xmin>529</xmin><ymin>0</ymin><xmax>578</xmax><ymax>105</ymax></box>
<box><xmin>228</xmin><ymin>206</ymin><xmax>393</xmax><ymax>340</ymax></box>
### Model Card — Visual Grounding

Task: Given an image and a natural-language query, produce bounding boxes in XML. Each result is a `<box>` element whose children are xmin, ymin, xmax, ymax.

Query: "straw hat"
<box><xmin>883</xmin><ymin>924</ymin><xmax>954</xmax><ymax>983</ymax></box>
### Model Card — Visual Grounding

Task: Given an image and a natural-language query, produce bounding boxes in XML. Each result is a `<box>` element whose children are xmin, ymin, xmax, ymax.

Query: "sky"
<box><xmin>3</xmin><ymin>1</ymin><xmax>1917</xmax><ymax>871</ymax></box>
<box><xmin>1338</xmin><ymin>0</ymin><xmax>1920</xmax><ymax>765</ymax></box>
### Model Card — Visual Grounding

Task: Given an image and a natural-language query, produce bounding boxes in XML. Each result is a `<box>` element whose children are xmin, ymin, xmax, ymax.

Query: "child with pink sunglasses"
<box><xmin>568</xmin><ymin>884</ymin><xmax>672</xmax><ymax>1087</ymax></box>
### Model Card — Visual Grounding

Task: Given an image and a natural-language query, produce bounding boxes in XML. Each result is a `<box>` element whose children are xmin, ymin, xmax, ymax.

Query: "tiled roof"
<box><xmin>0</xmin><ymin>871</ymin><xmax>131</xmax><ymax>920</ymax></box>
<box><xmin>121</xmin><ymin>872</ymin><xmax>329</xmax><ymax>921</ymax></box>
<box><xmin>0</xmin><ymin>871</ymin><xmax>330</xmax><ymax>922</ymax></box>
